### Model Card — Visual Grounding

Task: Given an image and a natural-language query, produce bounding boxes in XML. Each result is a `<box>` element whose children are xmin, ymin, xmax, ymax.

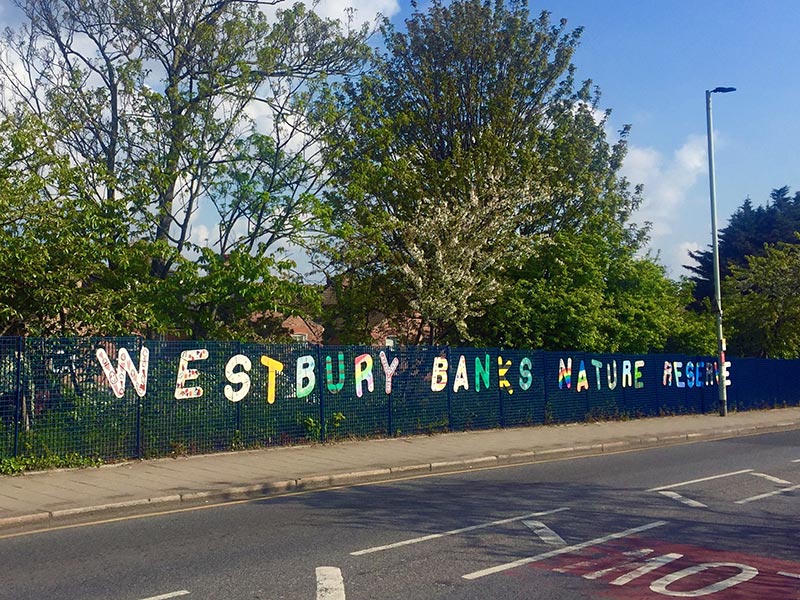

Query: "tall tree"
<box><xmin>0</xmin><ymin>114</ymin><xmax>156</xmax><ymax>336</ymax></box>
<box><xmin>323</xmin><ymin>0</ymin><xmax>642</xmax><ymax>345</ymax></box>
<box><xmin>1</xmin><ymin>0</ymin><xmax>370</xmax><ymax>337</ymax></box>
<box><xmin>724</xmin><ymin>240</ymin><xmax>800</xmax><ymax>358</ymax></box>
<box><xmin>688</xmin><ymin>186</ymin><xmax>800</xmax><ymax>307</ymax></box>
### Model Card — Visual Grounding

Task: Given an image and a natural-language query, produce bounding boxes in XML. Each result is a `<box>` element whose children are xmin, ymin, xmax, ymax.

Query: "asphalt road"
<box><xmin>2</xmin><ymin>430</ymin><xmax>799</xmax><ymax>600</ymax></box>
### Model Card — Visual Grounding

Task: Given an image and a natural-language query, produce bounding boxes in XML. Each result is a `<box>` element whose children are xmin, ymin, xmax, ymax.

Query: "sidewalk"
<box><xmin>2</xmin><ymin>407</ymin><xmax>800</xmax><ymax>530</ymax></box>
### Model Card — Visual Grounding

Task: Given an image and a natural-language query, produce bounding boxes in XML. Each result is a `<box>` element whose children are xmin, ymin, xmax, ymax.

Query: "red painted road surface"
<box><xmin>520</xmin><ymin>537</ymin><xmax>800</xmax><ymax>598</ymax></box>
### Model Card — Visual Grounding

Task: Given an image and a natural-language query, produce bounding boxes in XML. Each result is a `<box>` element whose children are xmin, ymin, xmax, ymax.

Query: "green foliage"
<box><xmin>472</xmin><ymin>229</ymin><xmax>714</xmax><ymax>353</ymax></box>
<box><xmin>0</xmin><ymin>115</ymin><xmax>157</xmax><ymax>336</ymax></box>
<box><xmin>0</xmin><ymin>0</ymin><xmax>752</xmax><ymax>352</ymax></box>
<box><xmin>323</xmin><ymin>0</ymin><xmax>647</xmax><ymax>345</ymax></box>
<box><xmin>300</xmin><ymin>412</ymin><xmax>346</xmax><ymax>442</ymax></box>
<box><xmin>0</xmin><ymin>0</ymin><xmax>369</xmax><ymax>340</ymax></box>
<box><xmin>301</xmin><ymin>415</ymin><xmax>322</xmax><ymax>441</ymax></box>
<box><xmin>326</xmin><ymin>411</ymin><xmax>346</xmax><ymax>439</ymax></box>
<box><xmin>147</xmin><ymin>246</ymin><xmax>321</xmax><ymax>341</ymax></box>
<box><xmin>322</xmin><ymin>0</ymin><xmax>583</xmax><ymax>342</ymax></box>
<box><xmin>725</xmin><ymin>240</ymin><xmax>800</xmax><ymax>357</ymax></box>
<box><xmin>687</xmin><ymin>186</ymin><xmax>800</xmax><ymax>358</ymax></box>
<box><xmin>0</xmin><ymin>453</ymin><xmax>103</xmax><ymax>475</ymax></box>
<box><xmin>689</xmin><ymin>186</ymin><xmax>800</xmax><ymax>306</ymax></box>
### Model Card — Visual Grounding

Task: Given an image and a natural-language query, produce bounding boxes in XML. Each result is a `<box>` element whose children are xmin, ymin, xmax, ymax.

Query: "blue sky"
<box><xmin>521</xmin><ymin>0</ymin><xmax>800</xmax><ymax>278</ymax></box>
<box><xmin>2</xmin><ymin>0</ymin><xmax>797</xmax><ymax>279</ymax></box>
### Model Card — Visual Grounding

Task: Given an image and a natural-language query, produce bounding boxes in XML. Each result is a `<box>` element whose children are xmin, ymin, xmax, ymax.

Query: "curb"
<box><xmin>2</xmin><ymin>419</ymin><xmax>799</xmax><ymax>531</ymax></box>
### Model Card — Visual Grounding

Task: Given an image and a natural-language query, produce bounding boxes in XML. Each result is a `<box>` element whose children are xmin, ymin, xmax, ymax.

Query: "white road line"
<box><xmin>138</xmin><ymin>592</ymin><xmax>190</xmax><ymax>600</ymax></box>
<box><xmin>350</xmin><ymin>507</ymin><xmax>569</xmax><ymax>556</ymax></box>
<box><xmin>461</xmin><ymin>521</ymin><xmax>668</xmax><ymax>580</ymax></box>
<box><xmin>750</xmin><ymin>472</ymin><xmax>793</xmax><ymax>485</ymax></box>
<box><xmin>523</xmin><ymin>520</ymin><xmax>566</xmax><ymax>547</ymax></box>
<box><xmin>778</xmin><ymin>571</ymin><xmax>800</xmax><ymax>579</ymax></box>
<box><xmin>658</xmin><ymin>490</ymin><xmax>707</xmax><ymax>508</ymax></box>
<box><xmin>647</xmin><ymin>469</ymin><xmax>753</xmax><ymax>492</ymax></box>
<box><xmin>736</xmin><ymin>483</ymin><xmax>800</xmax><ymax>504</ymax></box>
<box><xmin>316</xmin><ymin>567</ymin><xmax>346</xmax><ymax>600</ymax></box>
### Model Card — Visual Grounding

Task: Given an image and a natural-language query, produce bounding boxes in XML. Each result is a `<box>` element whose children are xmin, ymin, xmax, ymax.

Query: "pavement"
<box><xmin>2</xmin><ymin>407</ymin><xmax>800</xmax><ymax>530</ymax></box>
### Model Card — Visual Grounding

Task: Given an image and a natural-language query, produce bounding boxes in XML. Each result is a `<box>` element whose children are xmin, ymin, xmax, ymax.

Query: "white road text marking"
<box><xmin>658</xmin><ymin>490</ymin><xmax>707</xmax><ymax>508</ymax></box>
<box><xmin>351</xmin><ymin>507</ymin><xmax>568</xmax><ymax>555</ymax></box>
<box><xmin>523</xmin><ymin>520</ymin><xmax>566</xmax><ymax>546</ymax></box>
<box><xmin>778</xmin><ymin>571</ymin><xmax>800</xmax><ymax>579</ymax></box>
<box><xmin>316</xmin><ymin>567</ymin><xmax>346</xmax><ymax>600</ymax></box>
<box><xmin>735</xmin><ymin>483</ymin><xmax>800</xmax><ymax>504</ymax></box>
<box><xmin>647</xmin><ymin>469</ymin><xmax>753</xmax><ymax>492</ymax></box>
<box><xmin>461</xmin><ymin>521</ymin><xmax>668</xmax><ymax>580</ymax></box>
<box><xmin>649</xmin><ymin>562</ymin><xmax>758</xmax><ymax>596</ymax></box>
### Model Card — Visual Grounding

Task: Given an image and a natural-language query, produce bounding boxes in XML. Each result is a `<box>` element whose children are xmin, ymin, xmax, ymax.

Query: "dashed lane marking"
<box><xmin>461</xmin><ymin>521</ymin><xmax>668</xmax><ymax>580</ymax></box>
<box><xmin>647</xmin><ymin>469</ymin><xmax>753</xmax><ymax>492</ymax></box>
<box><xmin>658</xmin><ymin>490</ymin><xmax>707</xmax><ymax>508</ymax></box>
<box><xmin>137</xmin><ymin>592</ymin><xmax>190</xmax><ymax>600</ymax></box>
<box><xmin>736</xmin><ymin>483</ymin><xmax>800</xmax><ymax>504</ymax></box>
<box><xmin>351</xmin><ymin>507</ymin><xmax>569</xmax><ymax>556</ymax></box>
<box><xmin>523</xmin><ymin>520</ymin><xmax>567</xmax><ymax>547</ymax></box>
<box><xmin>750</xmin><ymin>472</ymin><xmax>793</xmax><ymax>485</ymax></box>
<box><xmin>316</xmin><ymin>567</ymin><xmax>346</xmax><ymax>600</ymax></box>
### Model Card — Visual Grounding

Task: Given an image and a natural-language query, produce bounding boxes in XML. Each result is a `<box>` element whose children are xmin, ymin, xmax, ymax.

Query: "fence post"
<box><xmin>317</xmin><ymin>344</ymin><xmax>325</xmax><ymax>442</ymax></box>
<box><xmin>445</xmin><ymin>346</ymin><xmax>453</xmax><ymax>431</ymax></box>
<box><xmin>387</xmin><ymin>347</ymin><xmax>393</xmax><ymax>437</ymax></box>
<box><xmin>498</xmin><ymin>349</ymin><xmax>505</xmax><ymax>429</ymax></box>
<box><xmin>541</xmin><ymin>351</ymin><xmax>550</xmax><ymax>425</ymax></box>
<box><xmin>584</xmin><ymin>353</ymin><xmax>590</xmax><ymax>421</ymax></box>
<box><xmin>236</xmin><ymin>341</ymin><xmax>243</xmax><ymax>439</ymax></box>
<box><xmin>12</xmin><ymin>337</ymin><xmax>23</xmax><ymax>457</ymax></box>
<box><xmin>135</xmin><ymin>336</ymin><xmax>143</xmax><ymax>459</ymax></box>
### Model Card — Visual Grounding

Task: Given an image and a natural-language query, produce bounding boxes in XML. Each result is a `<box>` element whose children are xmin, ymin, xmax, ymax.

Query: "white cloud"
<box><xmin>621</xmin><ymin>134</ymin><xmax>716</xmax><ymax>278</ymax></box>
<box><xmin>624</xmin><ymin>134</ymin><xmax>708</xmax><ymax>240</ymax></box>
<box><xmin>311</xmin><ymin>0</ymin><xmax>400</xmax><ymax>23</ymax></box>
<box><xmin>189</xmin><ymin>223</ymin><xmax>213</xmax><ymax>249</ymax></box>
<box><xmin>261</xmin><ymin>0</ymin><xmax>398</xmax><ymax>28</ymax></box>
<box><xmin>676</xmin><ymin>241</ymin><xmax>702</xmax><ymax>274</ymax></box>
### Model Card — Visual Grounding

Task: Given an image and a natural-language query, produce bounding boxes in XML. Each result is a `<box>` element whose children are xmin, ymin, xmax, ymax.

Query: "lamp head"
<box><xmin>711</xmin><ymin>87</ymin><xmax>737</xmax><ymax>94</ymax></box>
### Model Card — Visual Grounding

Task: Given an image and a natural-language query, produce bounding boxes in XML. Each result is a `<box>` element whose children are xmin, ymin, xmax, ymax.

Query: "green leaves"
<box><xmin>1</xmin><ymin>0</ymin><xmax>370</xmax><ymax>340</ymax></box>
<box><xmin>689</xmin><ymin>186</ymin><xmax>800</xmax><ymax>307</ymax></box>
<box><xmin>725</xmin><ymin>240</ymin><xmax>800</xmax><ymax>358</ymax></box>
<box><xmin>473</xmin><ymin>232</ymin><xmax>715</xmax><ymax>354</ymax></box>
<box><xmin>323</xmin><ymin>0</ymin><xmax>660</xmax><ymax>348</ymax></box>
<box><xmin>687</xmin><ymin>187</ymin><xmax>800</xmax><ymax>357</ymax></box>
<box><xmin>0</xmin><ymin>115</ymin><xmax>145</xmax><ymax>336</ymax></box>
<box><xmin>0</xmin><ymin>0</ymin><xmax>732</xmax><ymax>351</ymax></box>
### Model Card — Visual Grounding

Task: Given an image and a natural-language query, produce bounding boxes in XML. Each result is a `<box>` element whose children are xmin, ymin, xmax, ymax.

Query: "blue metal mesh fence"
<box><xmin>448</xmin><ymin>348</ymin><xmax>501</xmax><ymax>431</ymax></box>
<box><xmin>320</xmin><ymin>345</ymin><xmax>390</xmax><ymax>440</ymax></box>
<box><xmin>501</xmin><ymin>351</ymin><xmax>546</xmax><ymax>427</ymax></box>
<box><xmin>0</xmin><ymin>337</ymin><xmax>20</xmax><ymax>458</ymax></box>
<box><xmin>15</xmin><ymin>337</ymin><xmax>140</xmax><ymax>460</ymax></box>
<box><xmin>0</xmin><ymin>337</ymin><xmax>797</xmax><ymax>463</ymax></box>
<box><xmin>390</xmin><ymin>346</ymin><xmax>449</xmax><ymax>436</ymax></box>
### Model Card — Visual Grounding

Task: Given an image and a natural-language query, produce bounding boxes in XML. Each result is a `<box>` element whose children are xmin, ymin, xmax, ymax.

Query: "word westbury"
<box><xmin>95</xmin><ymin>346</ymin><xmax>732</xmax><ymax>403</ymax></box>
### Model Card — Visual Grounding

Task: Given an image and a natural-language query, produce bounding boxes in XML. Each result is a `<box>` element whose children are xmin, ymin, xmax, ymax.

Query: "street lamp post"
<box><xmin>705</xmin><ymin>86</ymin><xmax>735</xmax><ymax>416</ymax></box>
